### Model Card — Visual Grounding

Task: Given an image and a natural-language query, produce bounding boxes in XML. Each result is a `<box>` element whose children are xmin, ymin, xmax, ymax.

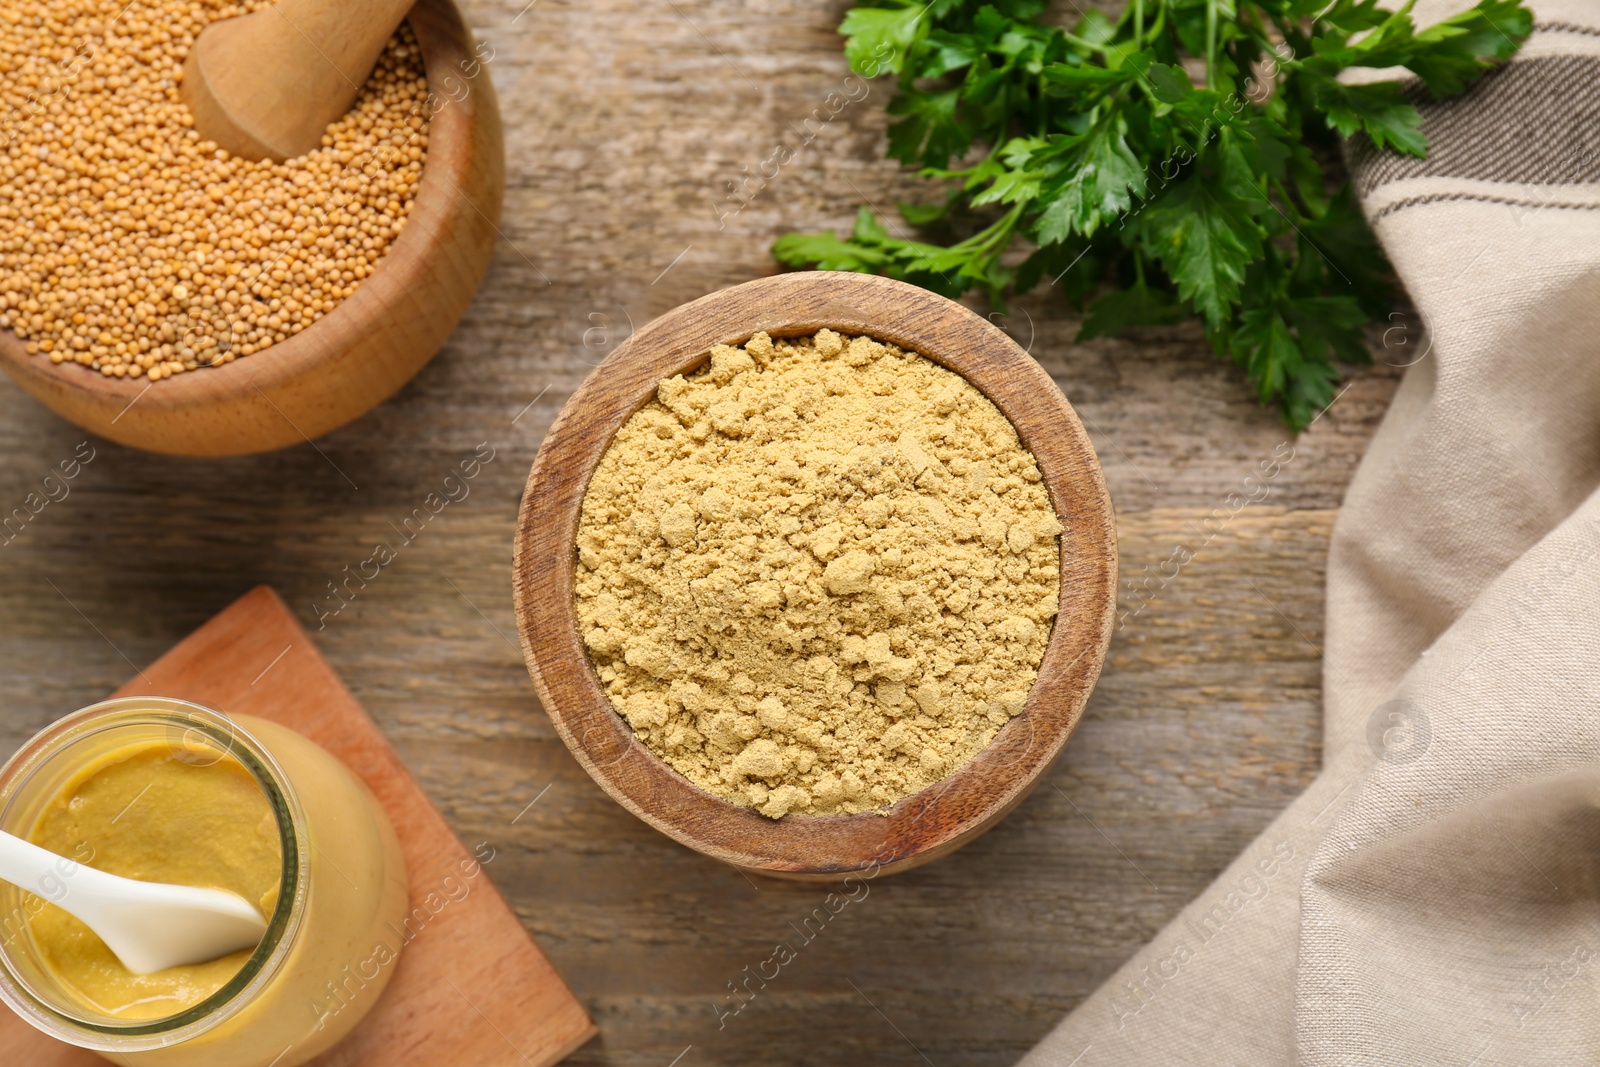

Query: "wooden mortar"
<box><xmin>0</xmin><ymin>0</ymin><xmax>504</xmax><ymax>457</ymax></box>
<box><xmin>513</xmin><ymin>272</ymin><xmax>1117</xmax><ymax>880</ymax></box>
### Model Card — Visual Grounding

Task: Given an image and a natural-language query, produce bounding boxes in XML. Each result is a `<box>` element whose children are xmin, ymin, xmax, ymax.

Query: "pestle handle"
<box><xmin>182</xmin><ymin>0</ymin><xmax>420</xmax><ymax>163</ymax></box>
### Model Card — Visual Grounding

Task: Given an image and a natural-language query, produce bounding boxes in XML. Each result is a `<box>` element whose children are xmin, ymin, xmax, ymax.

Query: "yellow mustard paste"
<box><xmin>25</xmin><ymin>742</ymin><xmax>282</xmax><ymax>1020</ymax></box>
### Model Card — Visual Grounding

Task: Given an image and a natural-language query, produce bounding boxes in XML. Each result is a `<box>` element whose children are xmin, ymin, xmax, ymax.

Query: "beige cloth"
<box><xmin>1022</xmin><ymin>4</ymin><xmax>1600</xmax><ymax>1064</ymax></box>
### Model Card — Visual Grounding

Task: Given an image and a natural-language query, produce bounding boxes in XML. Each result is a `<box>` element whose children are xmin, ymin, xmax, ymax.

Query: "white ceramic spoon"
<box><xmin>0</xmin><ymin>830</ymin><xmax>268</xmax><ymax>975</ymax></box>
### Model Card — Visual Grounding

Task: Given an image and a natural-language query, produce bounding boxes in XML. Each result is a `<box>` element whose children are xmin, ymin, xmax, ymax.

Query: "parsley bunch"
<box><xmin>773</xmin><ymin>0</ymin><xmax>1532</xmax><ymax>429</ymax></box>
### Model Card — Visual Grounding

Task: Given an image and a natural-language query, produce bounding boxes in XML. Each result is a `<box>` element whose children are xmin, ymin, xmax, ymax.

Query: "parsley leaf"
<box><xmin>1078</xmin><ymin>283</ymin><xmax>1184</xmax><ymax>340</ymax></box>
<box><xmin>1136</xmin><ymin>169</ymin><xmax>1263</xmax><ymax>329</ymax></box>
<box><xmin>839</xmin><ymin>3</ymin><xmax>926</xmax><ymax>77</ymax></box>
<box><xmin>1311</xmin><ymin>80</ymin><xmax>1428</xmax><ymax>157</ymax></box>
<box><xmin>1031</xmin><ymin>117</ymin><xmax>1148</xmax><ymax>243</ymax></box>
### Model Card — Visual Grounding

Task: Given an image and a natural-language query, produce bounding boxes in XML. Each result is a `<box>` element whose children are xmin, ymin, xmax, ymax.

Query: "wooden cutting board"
<box><xmin>0</xmin><ymin>586</ymin><xmax>597</xmax><ymax>1066</ymax></box>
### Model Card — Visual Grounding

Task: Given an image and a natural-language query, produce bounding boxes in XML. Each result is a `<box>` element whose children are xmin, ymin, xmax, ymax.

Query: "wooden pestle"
<box><xmin>181</xmin><ymin>0</ymin><xmax>418</xmax><ymax>162</ymax></box>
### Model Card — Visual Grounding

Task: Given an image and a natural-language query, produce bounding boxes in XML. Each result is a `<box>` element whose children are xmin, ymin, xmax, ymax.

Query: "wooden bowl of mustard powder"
<box><xmin>513</xmin><ymin>272</ymin><xmax>1116</xmax><ymax>879</ymax></box>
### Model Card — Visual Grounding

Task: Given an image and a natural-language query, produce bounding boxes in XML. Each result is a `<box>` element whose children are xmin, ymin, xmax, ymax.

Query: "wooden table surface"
<box><xmin>0</xmin><ymin>2</ymin><xmax>1405</xmax><ymax>1064</ymax></box>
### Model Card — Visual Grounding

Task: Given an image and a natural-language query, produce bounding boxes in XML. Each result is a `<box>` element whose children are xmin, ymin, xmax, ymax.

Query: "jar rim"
<box><xmin>0</xmin><ymin>697</ymin><xmax>309</xmax><ymax>1051</ymax></box>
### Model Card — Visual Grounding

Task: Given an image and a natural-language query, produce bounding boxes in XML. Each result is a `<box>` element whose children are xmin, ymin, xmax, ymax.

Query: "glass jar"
<box><xmin>0</xmin><ymin>697</ymin><xmax>409</xmax><ymax>1067</ymax></box>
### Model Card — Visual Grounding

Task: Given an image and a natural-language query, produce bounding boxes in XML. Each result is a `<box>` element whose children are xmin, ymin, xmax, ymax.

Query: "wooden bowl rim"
<box><xmin>513</xmin><ymin>272</ymin><xmax>1117</xmax><ymax>876</ymax></box>
<box><xmin>0</xmin><ymin>0</ymin><xmax>479</xmax><ymax>413</ymax></box>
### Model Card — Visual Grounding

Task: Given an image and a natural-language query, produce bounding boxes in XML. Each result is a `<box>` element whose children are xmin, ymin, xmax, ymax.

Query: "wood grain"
<box><xmin>0</xmin><ymin>0</ymin><xmax>1407</xmax><ymax>1062</ymax></box>
<box><xmin>515</xmin><ymin>272</ymin><xmax>1117</xmax><ymax>878</ymax></box>
<box><xmin>0</xmin><ymin>0</ymin><xmax>505</xmax><ymax>457</ymax></box>
<box><xmin>184</xmin><ymin>0</ymin><xmax>421</xmax><ymax>162</ymax></box>
<box><xmin>0</xmin><ymin>587</ymin><xmax>596</xmax><ymax>1066</ymax></box>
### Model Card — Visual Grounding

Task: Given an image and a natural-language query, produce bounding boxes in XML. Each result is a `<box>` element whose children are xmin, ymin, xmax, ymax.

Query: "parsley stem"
<box><xmin>1060</xmin><ymin>32</ymin><xmax>1114</xmax><ymax>55</ymax></box>
<box><xmin>1205</xmin><ymin>0</ymin><xmax>1218</xmax><ymax>90</ymax></box>
<box><xmin>953</xmin><ymin>203</ymin><xmax>1022</xmax><ymax>256</ymax></box>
